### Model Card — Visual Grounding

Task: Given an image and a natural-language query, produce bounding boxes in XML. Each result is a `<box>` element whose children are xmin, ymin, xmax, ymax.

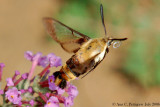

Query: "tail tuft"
<box><xmin>53</xmin><ymin>71</ymin><xmax>67</xmax><ymax>89</ymax></box>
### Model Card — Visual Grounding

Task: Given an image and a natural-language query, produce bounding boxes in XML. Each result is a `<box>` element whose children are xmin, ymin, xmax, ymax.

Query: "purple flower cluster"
<box><xmin>24</xmin><ymin>51</ymin><xmax>62</xmax><ymax>68</ymax></box>
<box><xmin>0</xmin><ymin>51</ymin><xmax>78</xmax><ymax>107</ymax></box>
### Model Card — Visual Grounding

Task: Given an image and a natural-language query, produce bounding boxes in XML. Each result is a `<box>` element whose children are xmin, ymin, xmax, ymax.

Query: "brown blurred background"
<box><xmin>1</xmin><ymin>0</ymin><xmax>160</xmax><ymax>107</ymax></box>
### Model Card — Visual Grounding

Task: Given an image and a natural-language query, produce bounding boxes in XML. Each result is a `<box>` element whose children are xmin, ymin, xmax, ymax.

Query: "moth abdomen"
<box><xmin>53</xmin><ymin>71</ymin><xmax>67</xmax><ymax>89</ymax></box>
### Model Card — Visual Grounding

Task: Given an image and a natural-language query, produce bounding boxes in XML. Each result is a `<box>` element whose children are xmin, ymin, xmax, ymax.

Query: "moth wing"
<box><xmin>43</xmin><ymin>17</ymin><xmax>91</xmax><ymax>53</ymax></box>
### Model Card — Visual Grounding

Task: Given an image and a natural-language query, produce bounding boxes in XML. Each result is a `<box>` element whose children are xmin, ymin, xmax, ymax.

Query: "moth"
<box><xmin>43</xmin><ymin>4</ymin><xmax>127</xmax><ymax>89</ymax></box>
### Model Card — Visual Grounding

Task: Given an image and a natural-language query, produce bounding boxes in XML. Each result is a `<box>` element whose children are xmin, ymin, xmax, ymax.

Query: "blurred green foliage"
<box><xmin>57</xmin><ymin>0</ymin><xmax>99</xmax><ymax>38</ymax></box>
<box><xmin>50</xmin><ymin>0</ymin><xmax>160</xmax><ymax>87</ymax></box>
<box><xmin>121</xmin><ymin>0</ymin><xmax>160</xmax><ymax>87</ymax></box>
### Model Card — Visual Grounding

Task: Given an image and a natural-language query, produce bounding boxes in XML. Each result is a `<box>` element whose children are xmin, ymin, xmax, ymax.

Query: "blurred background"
<box><xmin>0</xmin><ymin>0</ymin><xmax>160</xmax><ymax>106</ymax></box>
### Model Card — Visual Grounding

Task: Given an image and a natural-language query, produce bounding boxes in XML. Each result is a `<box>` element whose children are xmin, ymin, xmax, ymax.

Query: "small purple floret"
<box><xmin>22</xmin><ymin>73</ymin><xmax>28</xmax><ymax>79</ymax></box>
<box><xmin>64</xmin><ymin>96</ymin><xmax>74</xmax><ymax>107</ymax></box>
<box><xmin>5</xmin><ymin>87</ymin><xmax>22</xmax><ymax>104</ymax></box>
<box><xmin>48</xmin><ymin>75</ymin><xmax>56</xmax><ymax>90</ymax></box>
<box><xmin>67</xmin><ymin>84</ymin><xmax>78</xmax><ymax>98</ymax></box>
<box><xmin>48</xmin><ymin>75</ymin><xmax>55</xmax><ymax>84</ymax></box>
<box><xmin>49</xmin><ymin>83</ymin><xmax>65</xmax><ymax>95</ymax></box>
<box><xmin>15</xmin><ymin>70</ymin><xmax>20</xmax><ymax>76</ymax></box>
<box><xmin>49</xmin><ymin>56</ymin><xmax>62</xmax><ymax>67</ymax></box>
<box><xmin>46</xmin><ymin>93</ymin><xmax>50</xmax><ymax>98</ymax></box>
<box><xmin>20</xmin><ymin>89</ymin><xmax>25</xmax><ymax>94</ymax></box>
<box><xmin>38</xmin><ymin>56</ymin><xmax>49</xmax><ymax>67</ymax></box>
<box><xmin>49</xmin><ymin>82</ymin><xmax>57</xmax><ymax>91</ymax></box>
<box><xmin>12</xmin><ymin>70</ymin><xmax>20</xmax><ymax>81</ymax></box>
<box><xmin>56</xmin><ymin>87</ymin><xmax>65</xmax><ymax>95</ymax></box>
<box><xmin>24</xmin><ymin>51</ymin><xmax>33</xmax><ymax>61</ymax></box>
<box><xmin>6</xmin><ymin>78</ymin><xmax>14</xmax><ymax>86</ymax></box>
<box><xmin>0</xmin><ymin>90</ymin><xmax>4</xmax><ymax>95</ymax></box>
<box><xmin>0</xmin><ymin>63</ymin><xmax>5</xmax><ymax>68</ymax></box>
<box><xmin>29</xmin><ymin>100</ymin><xmax>34</xmax><ymax>106</ymax></box>
<box><xmin>18</xmin><ymin>102</ymin><xmax>22</xmax><ymax>106</ymax></box>
<box><xmin>28</xmin><ymin>87</ymin><xmax>33</xmax><ymax>93</ymax></box>
<box><xmin>49</xmin><ymin>96</ymin><xmax>59</xmax><ymax>104</ymax></box>
<box><xmin>45</xmin><ymin>96</ymin><xmax>59</xmax><ymax>107</ymax></box>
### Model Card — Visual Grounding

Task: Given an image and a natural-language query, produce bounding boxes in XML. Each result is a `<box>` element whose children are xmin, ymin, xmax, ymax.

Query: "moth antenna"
<box><xmin>100</xmin><ymin>4</ymin><xmax>107</xmax><ymax>38</ymax></box>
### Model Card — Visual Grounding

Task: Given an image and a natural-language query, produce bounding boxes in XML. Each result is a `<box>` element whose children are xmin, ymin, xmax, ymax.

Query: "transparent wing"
<box><xmin>43</xmin><ymin>17</ymin><xmax>91</xmax><ymax>53</ymax></box>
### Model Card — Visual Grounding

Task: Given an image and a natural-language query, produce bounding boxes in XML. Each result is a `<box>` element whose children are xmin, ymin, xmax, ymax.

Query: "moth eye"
<box><xmin>113</xmin><ymin>41</ymin><xmax>122</xmax><ymax>48</ymax></box>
